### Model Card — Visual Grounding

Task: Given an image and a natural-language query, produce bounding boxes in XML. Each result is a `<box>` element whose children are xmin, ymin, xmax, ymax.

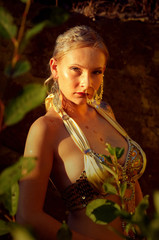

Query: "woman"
<box><xmin>16</xmin><ymin>25</ymin><xmax>146</xmax><ymax>240</ymax></box>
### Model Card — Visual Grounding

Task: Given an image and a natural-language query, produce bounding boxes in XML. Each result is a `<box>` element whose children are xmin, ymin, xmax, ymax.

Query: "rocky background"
<box><xmin>0</xmin><ymin>0</ymin><xmax>159</xmax><ymax>214</ymax></box>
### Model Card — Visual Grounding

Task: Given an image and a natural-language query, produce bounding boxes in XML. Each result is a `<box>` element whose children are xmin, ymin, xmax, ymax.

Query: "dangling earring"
<box><xmin>51</xmin><ymin>80</ymin><xmax>62</xmax><ymax>112</ymax></box>
<box><xmin>94</xmin><ymin>78</ymin><xmax>104</xmax><ymax>105</ymax></box>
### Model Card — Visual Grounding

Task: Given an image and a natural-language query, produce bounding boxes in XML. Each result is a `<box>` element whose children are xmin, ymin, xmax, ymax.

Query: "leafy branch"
<box><xmin>0</xmin><ymin>0</ymin><xmax>69</xmax><ymax>129</ymax></box>
<box><xmin>12</xmin><ymin>0</ymin><xmax>31</xmax><ymax>68</ymax></box>
<box><xmin>86</xmin><ymin>144</ymin><xmax>159</xmax><ymax>240</ymax></box>
<box><xmin>0</xmin><ymin>156</ymin><xmax>36</xmax><ymax>239</ymax></box>
<box><xmin>0</xmin><ymin>0</ymin><xmax>47</xmax><ymax>80</ymax></box>
<box><xmin>99</xmin><ymin>144</ymin><xmax>127</xmax><ymax>209</ymax></box>
<box><xmin>0</xmin><ymin>1</ymin><xmax>69</xmax><ymax>239</ymax></box>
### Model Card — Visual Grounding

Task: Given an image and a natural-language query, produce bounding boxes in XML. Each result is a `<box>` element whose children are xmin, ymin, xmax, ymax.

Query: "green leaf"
<box><xmin>20</xmin><ymin>0</ymin><xmax>28</xmax><ymax>3</ymax></box>
<box><xmin>120</xmin><ymin>182</ymin><xmax>127</xmax><ymax>198</ymax></box>
<box><xmin>11</xmin><ymin>225</ymin><xmax>36</xmax><ymax>240</ymax></box>
<box><xmin>0</xmin><ymin>165</ymin><xmax>20</xmax><ymax>196</ymax></box>
<box><xmin>1</xmin><ymin>182</ymin><xmax>19</xmax><ymax>216</ymax></box>
<box><xmin>103</xmin><ymin>182</ymin><xmax>118</xmax><ymax>195</ymax></box>
<box><xmin>100</xmin><ymin>161</ymin><xmax>117</xmax><ymax>179</ymax></box>
<box><xmin>86</xmin><ymin>199</ymin><xmax>121</xmax><ymax>225</ymax></box>
<box><xmin>4</xmin><ymin>83</ymin><xmax>46</xmax><ymax>126</ymax></box>
<box><xmin>0</xmin><ymin>7</ymin><xmax>17</xmax><ymax>39</ymax></box>
<box><xmin>20</xmin><ymin>156</ymin><xmax>36</xmax><ymax>178</ymax></box>
<box><xmin>102</xmin><ymin>154</ymin><xmax>112</xmax><ymax>164</ymax></box>
<box><xmin>0</xmin><ymin>156</ymin><xmax>36</xmax><ymax>195</ymax></box>
<box><xmin>106</xmin><ymin>143</ymin><xmax>115</xmax><ymax>156</ymax></box>
<box><xmin>132</xmin><ymin>195</ymin><xmax>149</xmax><ymax>223</ymax></box>
<box><xmin>0</xmin><ymin>220</ymin><xmax>11</xmax><ymax>236</ymax></box>
<box><xmin>5</xmin><ymin>60</ymin><xmax>31</xmax><ymax>78</ymax></box>
<box><xmin>115</xmin><ymin>147</ymin><xmax>124</xmax><ymax>159</ymax></box>
<box><xmin>11</xmin><ymin>182</ymin><xmax>19</xmax><ymax>216</ymax></box>
<box><xmin>148</xmin><ymin>217</ymin><xmax>159</xmax><ymax>240</ymax></box>
<box><xmin>0</xmin><ymin>221</ymin><xmax>35</xmax><ymax>239</ymax></box>
<box><xmin>57</xmin><ymin>221</ymin><xmax>72</xmax><ymax>240</ymax></box>
<box><xmin>154</xmin><ymin>191</ymin><xmax>159</xmax><ymax>215</ymax></box>
<box><xmin>124</xmin><ymin>222</ymin><xmax>135</xmax><ymax>234</ymax></box>
<box><xmin>117</xmin><ymin>209</ymin><xmax>131</xmax><ymax>220</ymax></box>
<box><xmin>33</xmin><ymin>6</ymin><xmax>69</xmax><ymax>27</ymax></box>
<box><xmin>105</xmin><ymin>144</ymin><xmax>125</xmax><ymax>160</ymax></box>
<box><xmin>20</xmin><ymin>21</ymin><xmax>49</xmax><ymax>52</ymax></box>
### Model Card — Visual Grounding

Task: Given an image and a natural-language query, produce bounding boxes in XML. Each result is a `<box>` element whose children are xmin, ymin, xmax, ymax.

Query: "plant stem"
<box><xmin>12</xmin><ymin>0</ymin><xmax>31</xmax><ymax>68</ymax></box>
<box><xmin>4</xmin><ymin>214</ymin><xmax>12</xmax><ymax>222</ymax></box>
<box><xmin>12</xmin><ymin>216</ymin><xmax>16</xmax><ymax>222</ymax></box>
<box><xmin>17</xmin><ymin>0</ymin><xmax>31</xmax><ymax>44</ymax></box>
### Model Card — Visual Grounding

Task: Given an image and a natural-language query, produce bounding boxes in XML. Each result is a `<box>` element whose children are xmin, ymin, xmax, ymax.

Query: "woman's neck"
<box><xmin>62</xmin><ymin>98</ymin><xmax>95</xmax><ymax>122</ymax></box>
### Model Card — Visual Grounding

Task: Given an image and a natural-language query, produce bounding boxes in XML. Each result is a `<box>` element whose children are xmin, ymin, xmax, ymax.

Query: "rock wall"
<box><xmin>0</xmin><ymin>3</ymin><xmax>159</xmax><ymax>210</ymax></box>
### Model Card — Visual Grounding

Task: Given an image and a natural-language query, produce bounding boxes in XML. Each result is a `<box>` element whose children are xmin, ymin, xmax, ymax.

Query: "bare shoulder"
<box><xmin>29</xmin><ymin>108</ymin><xmax>63</xmax><ymax>137</ymax></box>
<box><xmin>24</xmin><ymin>109</ymin><xmax>63</xmax><ymax>156</ymax></box>
<box><xmin>100</xmin><ymin>101</ymin><xmax>116</xmax><ymax>120</ymax></box>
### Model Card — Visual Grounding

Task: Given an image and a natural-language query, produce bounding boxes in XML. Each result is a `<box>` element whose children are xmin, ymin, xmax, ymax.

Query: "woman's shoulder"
<box><xmin>29</xmin><ymin>108</ymin><xmax>63</xmax><ymax>137</ymax></box>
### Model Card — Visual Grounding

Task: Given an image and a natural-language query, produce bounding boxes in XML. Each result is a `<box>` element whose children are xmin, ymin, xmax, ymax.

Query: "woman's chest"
<box><xmin>53</xmin><ymin>117</ymin><xmax>128</xmax><ymax>186</ymax></box>
<box><xmin>52</xmin><ymin>127</ymin><xmax>85</xmax><ymax>189</ymax></box>
<box><xmin>76</xmin><ymin>116</ymin><xmax>129</xmax><ymax>164</ymax></box>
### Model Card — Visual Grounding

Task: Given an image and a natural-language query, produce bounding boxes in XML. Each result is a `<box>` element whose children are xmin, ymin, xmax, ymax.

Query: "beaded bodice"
<box><xmin>61</xmin><ymin>137</ymin><xmax>145</xmax><ymax>212</ymax></box>
<box><xmin>61</xmin><ymin>171</ymin><xmax>100</xmax><ymax>211</ymax></box>
<box><xmin>119</xmin><ymin>137</ymin><xmax>145</xmax><ymax>181</ymax></box>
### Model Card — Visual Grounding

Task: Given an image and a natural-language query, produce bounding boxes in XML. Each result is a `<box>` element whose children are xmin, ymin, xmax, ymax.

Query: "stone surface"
<box><xmin>0</xmin><ymin>1</ymin><xmax>159</xmax><ymax>216</ymax></box>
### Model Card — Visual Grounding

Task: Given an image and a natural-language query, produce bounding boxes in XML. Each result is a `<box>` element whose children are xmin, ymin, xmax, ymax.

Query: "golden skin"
<box><xmin>50</xmin><ymin>47</ymin><xmax>106</xmax><ymax>107</ymax></box>
<box><xmin>16</xmin><ymin>47</ymin><xmax>143</xmax><ymax>240</ymax></box>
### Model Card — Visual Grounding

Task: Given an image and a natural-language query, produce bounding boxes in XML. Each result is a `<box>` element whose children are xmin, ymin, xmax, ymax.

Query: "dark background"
<box><xmin>0</xmin><ymin>0</ymin><xmax>159</xmax><ymax>214</ymax></box>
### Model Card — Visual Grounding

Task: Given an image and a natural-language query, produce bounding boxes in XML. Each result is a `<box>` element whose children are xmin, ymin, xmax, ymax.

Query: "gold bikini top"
<box><xmin>45</xmin><ymin>94</ymin><xmax>147</xmax><ymax>195</ymax></box>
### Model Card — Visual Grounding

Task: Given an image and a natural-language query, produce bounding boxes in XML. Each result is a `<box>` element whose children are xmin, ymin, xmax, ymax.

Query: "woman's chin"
<box><xmin>75</xmin><ymin>98</ymin><xmax>88</xmax><ymax>105</ymax></box>
<box><xmin>69</xmin><ymin>95</ymin><xmax>88</xmax><ymax>105</ymax></box>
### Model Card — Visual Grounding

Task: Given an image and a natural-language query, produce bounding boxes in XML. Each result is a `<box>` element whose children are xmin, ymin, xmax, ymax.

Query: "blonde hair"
<box><xmin>45</xmin><ymin>25</ymin><xmax>109</xmax><ymax>91</ymax></box>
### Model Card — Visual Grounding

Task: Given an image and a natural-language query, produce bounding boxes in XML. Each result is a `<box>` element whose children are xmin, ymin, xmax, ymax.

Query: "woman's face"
<box><xmin>50</xmin><ymin>47</ymin><xmax>106</xmax><ymax>105</ymax></box>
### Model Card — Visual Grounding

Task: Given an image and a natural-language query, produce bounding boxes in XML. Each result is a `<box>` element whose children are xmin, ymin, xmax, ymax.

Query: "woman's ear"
<box><xmin>50</xmin><ymin>58</ymin><xmax>58</xmax><ymax>79</ymax></box>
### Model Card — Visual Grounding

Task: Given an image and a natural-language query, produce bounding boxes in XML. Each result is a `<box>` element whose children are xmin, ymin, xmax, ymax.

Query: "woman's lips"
<box><xmin>75</xmin><ymin>87</ymin><xmax>94</xmax><ymax>99</ymax></box>
<box><xmin>75</xmin><ymin>92</ymin><xmax>87</xmax><ymax>97</ymax></box>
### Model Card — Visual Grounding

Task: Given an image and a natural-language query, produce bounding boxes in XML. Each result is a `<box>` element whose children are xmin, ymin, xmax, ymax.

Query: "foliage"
<box><xmin>1</xmin><ymin>1</ymin><xmax>158</xmax><ymax>240</ymax></box>
<box><xmin>0</xmin><ymin>157</ymin><xmax>36</xmax><ymax>237</ymax></box>
<box><xmin>11</xmin><ymin>224</ymin><xmax>36</xmax><ymax>240</ymax></box>
<box><xmin>0</xmin><ymin>0</ymin><xmax>69</xmax><ymax>99</ymax></box>
<box><xmin>4</xmin><ymin>83</ymin><xmax>47</xmax><ymax>126</ymax></box>
<box><xmin>33</xmin><ymin>6</ymin><xmax>70</xmax><ymax>27</ymax></box>
<box><xmin>0</xmin><ymin>220</ymin><xmax>36</xmax><ymax>240</ymax></box>
<box><xmin>57</xmin><ymin>221</ymin><xmax>72</xmax><ymax>240</ymax></box>
<box><xmin>86</xmin><ymin>144</ymin><xmax>159</xmax><ymax>240</ymax></box>
<box><xmin>4</xmin><ymin>60</ymin><xmax>31</xmax><ymax>78</ymax></box>
<box><xmin>0</xmin><ymin>0</ymin><xmax>69</xmax><ymax>239</ymax></box>
<box><xmin>0</xmin><ymin>7</ymin><xmax>17</xmax><ymax>39</ymax></box>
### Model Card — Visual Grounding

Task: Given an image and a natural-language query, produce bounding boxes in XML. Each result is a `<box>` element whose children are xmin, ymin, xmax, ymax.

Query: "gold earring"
<box><xmin>51</xmin><ymin>81</ymin><xmax>62</xmax><ymax>112</ymax></box>
<box><xmin>94</xmin><ymin>79</ymin><xmax>104</xmax><ymax>105</ymax></box>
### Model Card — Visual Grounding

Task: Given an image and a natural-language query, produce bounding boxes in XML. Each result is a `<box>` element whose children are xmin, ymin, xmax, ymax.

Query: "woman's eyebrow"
<box><xmin>69</xmin><ymin>64</ymin><xmax>103</xmax><ymax>69</ymax></box>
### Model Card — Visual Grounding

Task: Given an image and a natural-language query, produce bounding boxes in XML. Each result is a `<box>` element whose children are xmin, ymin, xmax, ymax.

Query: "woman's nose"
<box><xmin>80</xmin><ymin>73</ymin><xmax>91</xmax><ymax>89</ymax></box>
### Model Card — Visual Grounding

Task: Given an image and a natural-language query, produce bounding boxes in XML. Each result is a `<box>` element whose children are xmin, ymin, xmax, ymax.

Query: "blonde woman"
<box><xmin>16</xmin><ymin>25</ymin><xmax>146</xmax><ymax>240</ymax></box>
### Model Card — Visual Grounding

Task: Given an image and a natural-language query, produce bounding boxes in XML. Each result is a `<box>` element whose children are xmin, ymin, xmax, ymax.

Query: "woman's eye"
<box><xmin>71</xmin><ymin>67</ymin><xmax>81</xmax><ymax>72</ymax></box>
<box><xmin>93</xmin><ymin>70</ymin><xmax>102</xmax><ymax>75</ymax></box>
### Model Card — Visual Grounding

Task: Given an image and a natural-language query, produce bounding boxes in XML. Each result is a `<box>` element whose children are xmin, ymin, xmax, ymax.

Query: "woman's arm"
<box><xmin>16</xmin><ymin>117</ymin><xmax>93</xmax><ymax>240</ymax></box>
<box><xmin>16</xmin><ymin>116</ymin><xmax>56</xmax><ymax>239</ymax></box>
